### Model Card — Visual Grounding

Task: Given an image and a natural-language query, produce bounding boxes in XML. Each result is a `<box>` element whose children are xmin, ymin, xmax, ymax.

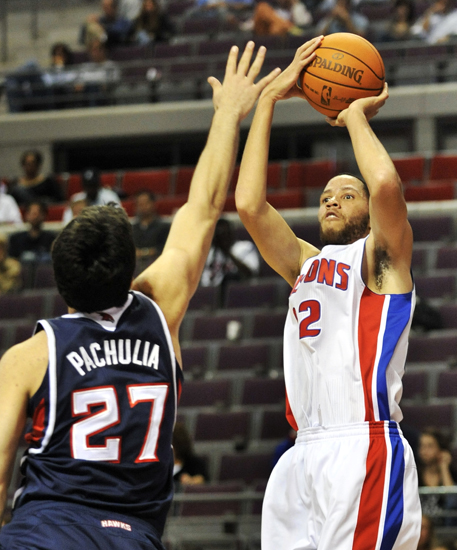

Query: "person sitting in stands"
<box><xmin>0</xmin><ymin>234</ymin><xmax>22</xmax><ymax>295</ymax></box>
<box><xmin>133</xmin><ymin>0</ymin><xmax>175</xmax><ymax>44</ymax></box>
<box><xmin>411</xmin><ymin>0</ymin><xmax>457</xmax><ymax>43</ymax></box>
<box><xmin>253</xmin><ymin>0</ymin><xmax>312</xmax><ymax>36</ymax></box>
<box><xmin>81</xmin><ymin>0</ymin><xmax>133</xmax><ymax>48</ymax></box>
<box><xmin>63</xmin><ymin>168</ymin><xmax>121</xmax><ymax>224</ymax></box>
<box><xmin>317</xmin><ymin>0</ymin><xmax>368</xmax><ymax>36</ymax></box>
<box><xmin>132</xmin><ymin>191</ymin><xmax>170</xmax><ymax>262</ymax></box>
<box><xmin>8</xmin><ymin>201</ymin><xmax>56</xmax><ymax>263</ymax></box>
<box><xmin>173</xmin><ymin>422</ymin><xmax>208</xmax><ymax>487</ymax></box>
<box><xmin>9</xmin><ymin>150</ymin><xmax>64</xmax><ymax>206</ymax></box>
<box><xmin>0</xmin><ymin>183</ymin><xmax>22</xmax><ymax>226</ymax></box>
<box><xmin>200</xmin><ymin>217</ymin><xmax>260</xmax><ymax>287</ymax></box>
<box><xmin>418</xmin><ymin>428</ymin><xmax>457</xmax><ymax>526</ymax></box>
<box><xmin>379</xmin><ymin>0</ymin><xmax>416</xmax><ymax>42</ymax></box>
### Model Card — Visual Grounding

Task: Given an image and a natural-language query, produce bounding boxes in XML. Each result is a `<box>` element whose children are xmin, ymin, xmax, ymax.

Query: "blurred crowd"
<box><xmin>4</xmin><ymin>0</ymin><xmax>457</xmax><ymax>112</ymax></box>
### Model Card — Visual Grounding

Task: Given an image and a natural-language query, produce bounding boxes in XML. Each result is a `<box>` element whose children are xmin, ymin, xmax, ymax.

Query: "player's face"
<box><xmin>318</xmin><ymin>175</ymin><xmax>370</xmax><ymax>246</ymax></box>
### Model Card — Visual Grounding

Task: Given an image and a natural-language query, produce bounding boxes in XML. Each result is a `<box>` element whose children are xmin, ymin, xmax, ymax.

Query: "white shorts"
<box><xmin>261</xmin><ymin>421</ymin><xmax>421</xmax><ymax>550</ymax></box>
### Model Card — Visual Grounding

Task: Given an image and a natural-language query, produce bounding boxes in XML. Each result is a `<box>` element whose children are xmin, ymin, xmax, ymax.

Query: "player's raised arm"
<box><xmin>132</xmin><ymin>42</ymin><xmax>280</xmax><ymax>355</ymax></box>
<box><xmin>235</xmin><ymin>38</ymin><xmax>323</xmax><ymax>287</ymax></box>
<box><xmin>327</xmin><ymin>84</ymin><xmax>413</xmax><ymax>294</ymax></box>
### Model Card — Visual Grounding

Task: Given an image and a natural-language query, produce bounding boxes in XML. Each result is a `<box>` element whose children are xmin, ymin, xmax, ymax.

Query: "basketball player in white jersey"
<box><xmin>0</xmin><ymin>43</ymin><xmax>280</xmax><ymax>550</ymax></box>
<box><xmin>236</xmin><ymin>39</ymin><xmax>421</xmax><ymax>549</ymax></box>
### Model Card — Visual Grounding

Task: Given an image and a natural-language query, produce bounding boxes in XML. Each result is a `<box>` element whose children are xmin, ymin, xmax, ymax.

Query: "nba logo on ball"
<box><xmin>301</xmin><ymin>33</ymin><xmax>385</xmax><ymax>117</ymax></box>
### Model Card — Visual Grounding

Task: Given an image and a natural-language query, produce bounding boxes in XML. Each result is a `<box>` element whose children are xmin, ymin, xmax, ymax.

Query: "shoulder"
<box><xmin>1</xmin><ymin>330</ymin><xmax>48</xmax><ymax>398</ymax></box>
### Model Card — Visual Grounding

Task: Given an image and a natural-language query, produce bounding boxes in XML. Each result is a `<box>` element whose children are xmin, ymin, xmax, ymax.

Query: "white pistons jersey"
<box><xmin>284</xmin><ymin>236</ymin><xmax>415</xmax><ymax>430</ymax></box>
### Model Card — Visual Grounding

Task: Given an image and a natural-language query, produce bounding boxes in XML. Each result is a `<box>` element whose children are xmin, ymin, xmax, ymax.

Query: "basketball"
<box><xmin>301</xmin><ymin>33</ymin><xmax>385</xmax><ymax>117</ymax></box>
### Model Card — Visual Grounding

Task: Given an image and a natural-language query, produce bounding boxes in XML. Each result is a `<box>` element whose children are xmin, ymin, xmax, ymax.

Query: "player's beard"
<box><xmin>319</xmin><ymin>212</ymin><xmax>370</xmax><ymax>246</ymax></box>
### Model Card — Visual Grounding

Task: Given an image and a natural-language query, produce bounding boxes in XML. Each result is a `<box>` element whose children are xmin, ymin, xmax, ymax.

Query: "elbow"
<box><xmin>235</xmin><ymin>189</ymin><xmax>265</xmax><ymax>221</ymax></box>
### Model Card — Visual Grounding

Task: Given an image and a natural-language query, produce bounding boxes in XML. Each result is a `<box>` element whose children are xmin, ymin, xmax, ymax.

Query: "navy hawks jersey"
<box><xmin>14</xmin><ymin>291</ymin><xmax>182</xmax><ymax>537</ymax></box>
<box><xmin>284</xmin><ymin>237</ymin><xmax>415</xmax><ymax>430</ymax></box>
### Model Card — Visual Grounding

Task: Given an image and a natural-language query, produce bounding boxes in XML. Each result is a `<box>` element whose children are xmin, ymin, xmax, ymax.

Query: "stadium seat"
<box><xmin>122</xmin><ymin>169</ymin><xmax>170</xmax><ymax>197</ymax></box>
<box><xmin>285</xmin><ymin>160</ymin><xmax>337</xmax><ymax>189</ymax></box>
<box><xmin>46</xmin><ymin>204</ymin><xmax>66</xmax><ymax>222</ymax></box>
<box><xmin>407</xmin><ymin>333</ymin><xmax>457</xmax><ymax>363</ymax></box>
<box><xmin>179</xmin><ymin>379</ymin><xmax>232</xmax><ymax>408</ymax></box>
<box><xmin>429</xmin><ymin>153</ymin><xmax>457</xmax><ymax>180</ymax></box>
<box><xmin>156</xmin><ymin>195</ymin><xmax>187</xmax><ymax>216</ymax></box>
<box><xmin>179</xmin><ymin>483</ymin><xmax>244</xmax><ymax>517</ymax></box>
<box><xmin>241</xmin><ymin>377</ymin><xmax>285</xmax><ymax>406</ymax></box>
<box><xmin>194</xmin><ymin>411</ymin><xmax>251</xmax><ymax>442</ymax></box>
<box><xmin>437</xmin><ymin>371</ymin><xmax>457</xmax><ymax>398</ymax></box>
<box><xmin>260</xmin><ymin>410</ymin><xmax>292</xmax><ymax>440</ymax></box>
<box><xmin>0</xmin><ymin>292</ymin><xmax>45</xmax><ymax>320</ymax></box>
<box><xmin>10</xmin><ymin>321</ymin><xmax>36</xmax><ymax>345</ymax></box>
<box><xmin>191</xmin><ymin>314</ymin><xmax>245</xmax><ymax>341</ymax></box>
<box><xmin>217</xmin><ymin>342</ymin><xmax>270</xmax><ymax>372</ymax></box>
<box><xmin>267</xmin><ymin>189</ymin><xmax>304</xmax><ymax>209</ymax></box>
<box><xmin>174</xmin><ymin>166</ymin><xmax>194</xmax><ymax>196</ymax></box>
<box><xmin>289</xmin><ymin>221</ymin><xmax>321</xmax><ymax>248</ymax></box>
<box><xmin>409</xmin><ymin>216</ymin><xmax>453</xmax><ymax>242</ymax></box>
<box><xmin>439</xmin><ymin>304</ymin><xmax>457</xmax><ymax>329</ymax></box>
<box><xmin>121</xmin><ymin>199</ymin><xmax>136</xmax><ymax>217</ymax></box>
<box><xmin>224</xmin><ymin>281</ymin><xmax>280</xmax><ymax>309</ymax></box>
<box><xmin>404</xmin><ymin>182</ymin><xmax>455</xmax><ymax>202</ymax></box>
<box><xmin>218</xmin><ymin>453</ymin><xmax>273</xmax><ymax>485</ymax></box>
<box><xmin>392</xmin><ymin>155</ymin><xmax>425</xmax><ymax>183</ymax></box>
<box><xmin>188</xmin><ymin>286</ymin><xmax>220</xmax><ymax>311</ymax></box>
<box><xmin>180</xmin><ymin>345</ymin><xmax>209</xmax><ymax>372</ymax></box>
<box><xmin>414</xmin><ymin>274</ymin><xmax>455</xmax><ymax>300</ymax></box>
<box><xmin>402</xmin><ymin>371</ymin><xmax>428</xmax><ymax>400</ymax></box>
<box><xmin>436</xmin><ymin>246</ymin><xmax>457</xmax><ymax>269</ymax></box>
<box><xmin>252</xmin><ymin>311</ymin><xmax>287</xmax><ymax>338</ymax></box>
<box><xmin>402</xmin><ymin>403</ymin><xmax>454</xmax><ymax>433</ymax></box>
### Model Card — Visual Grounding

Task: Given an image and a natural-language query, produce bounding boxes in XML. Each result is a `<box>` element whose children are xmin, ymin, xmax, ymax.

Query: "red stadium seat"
<box><xmin>285</xmin><ymin>160</ymin><xmax>337</xmax><ymax>189</ymax></box>
<box><xmin>46</xmin><ymin>204</ymin><xmax>66</xmax><ymax>221</ymax></box>
<box><xmin>267</xmin><ymin>189</ymin><xmax>304</xmax><ymax>209</ymax></box>
<box><xmin>429</xmin><ymin>153</ymin><xmax>457</xmax><ymax>180</ymax></box>
<box><xmin>122</xmin><ymin>169</ymin><xmax>171</xmax><ymax>197</ymax></box>
<box><xmin>155</xmin><ymin>195</ymin><xmax>186</xmax><ymax>216</ymax></box>
<box><xmin>174</xmin><ymin>166</ymin><xmax>194</xmax><ymax>196</ymax></box>
<box><xmin>121</xmin><ymin>199</ymin><xmax>136</xmax><ymax>217</ymax></box>
<box><xmin>404</xmin><ymin>182</ymin><xmax>455</xmax><ymax>202</ymax></box>
<box><xmin>392</xmin><ymin>155</ymin><xmax>425</xmax><ymax>183</ymax></box>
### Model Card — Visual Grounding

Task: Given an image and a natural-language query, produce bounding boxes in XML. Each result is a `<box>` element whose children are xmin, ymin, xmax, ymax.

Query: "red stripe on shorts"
<box><xmin>358</xmin><ymin>289</ymin><xmax>385</xmax><ymax>421</ymax></box>
<box><xmin>352</xmin><ymin>423</ymin><xmax>388</xmax><ymax>550</ymax></box>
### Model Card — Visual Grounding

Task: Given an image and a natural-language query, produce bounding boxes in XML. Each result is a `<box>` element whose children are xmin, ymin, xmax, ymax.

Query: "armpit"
<box><xmin>374</xmin><ymin>245</ymin><xmax>391</xmax><ymax>290</ymax></box>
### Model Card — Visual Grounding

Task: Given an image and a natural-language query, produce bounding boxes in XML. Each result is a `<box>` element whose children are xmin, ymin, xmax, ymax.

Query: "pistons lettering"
<box><xmin>311</xmin><ymin>56</ymin><xmax>364</xmax><ymax>85</ymax></box>
<box><xmin>291</xmin><ymin>259</ymin><xmax>350</xmax><ymax>293</ymax></box>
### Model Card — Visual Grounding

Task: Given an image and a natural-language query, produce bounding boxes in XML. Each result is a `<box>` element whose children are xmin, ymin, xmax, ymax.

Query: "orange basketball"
<box><xmin>301</xmin><ymin>33</ymin><xmax>385</xmax><ymax>117</ymax></box>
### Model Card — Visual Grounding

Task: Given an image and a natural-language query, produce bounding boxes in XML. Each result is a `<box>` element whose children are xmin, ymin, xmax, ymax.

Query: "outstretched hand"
<box><xmin>260</xmin><ymin>36</ymin><xmax>324</xmax><ymax>103</ymax></box>
<box><xmin>325</xmin><ymin>82</ymin><xmax>389</xmax><ymax>127</ymax></box>
<box><xmin>207</xmin><ymin>41</ymin><xmax>282</xmax><ymax>121</ymax></box>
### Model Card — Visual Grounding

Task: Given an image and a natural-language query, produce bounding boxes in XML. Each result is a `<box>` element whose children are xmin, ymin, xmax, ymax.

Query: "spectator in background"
<box><xmin>9</xmin><ymin>150</ymin><xmax>64</xmax><ymax>206</ymax></box>
<box><xmin>417</xmin><ymin>515</ymin><xmax>435</xmax><ymax>550</ymax></box>
<box><xmin>63</xmin><ymin>168</ymin><xmax>121</xmax><ymax>224</ymax></box>
<box><xmin>133</xmin><ymin>0</ymin><xmax>175</xmax><ymax>44</ymax></box>
<box><xmin>188</xmin><ymin>0</ymin><xmax>255</xmax><ymax>30</ymax></box>
<box><xmin>432</xmin><ymin>541</ymin><xmax>457</xmax><ymax>550</ymax></box>
<box><xmin>379</xmin><ymin>0</ymin><xmax>416</xmax><ymax>42</ymax></box>
<box><xmin>418</xmin><ymin>428</ymin><xmax>457</xmax><ymax>526</ymax></box>
<box><xmin>173</xmin><ymin>422</ymin><xmax>208</xmax><ymax>487</ymax></box>
<box><xmin>119</xmin><ymin>0</ymin><xmax>142</xmax><ymax>20</ymax></box>
<box><xmin>73</xmin><ymin>38</ymin><xmax>120</xmax><ymax>107</ymax></box>
<box><xmin>253</xmin><ymin>0</ymin><xmax>312</xmax><ymax>36</ymax></box>
<box><xmin>200</xmin><ymin>218</ymin><xmax>260</xmax><ymax>288</ymax></box>
<box><xmin>411</xmin><ymin>0</ymin><xmax>457</xmax><ymax>43</ymax></box>
<box><xmin>317</xmin><ymin>0</ymin><xmax>368</xmax><ymax>36</ymax></box>
<box><xmin>0</xmin><ymin>183</ymin><xmax>22</xmax><ymax>225</ymax></box>
<box><xmin>81</xmin><ymin>0</ymin><xmax>133</xmax><ymax>48</ymax></box>
<box><xmin>132</xmin><ymin>191</ymin><xmax>170</xmax><ymax>262</ymax></box>
<box><xmin>0</xmin><ymin>234</ymin><xmax>22</xmax><ymax>295</ymax></box>
<box><xmin>8</xmin><ymin>201</ymin><xmax>56</xmax><ymax>263</ymax></box>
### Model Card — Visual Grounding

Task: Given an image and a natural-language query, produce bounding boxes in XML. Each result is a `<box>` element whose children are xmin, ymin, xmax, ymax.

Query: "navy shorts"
<box><xmin>0</xmin><ymin>501</ymin><xmax>165</xmax><ymax>550</ymax></box>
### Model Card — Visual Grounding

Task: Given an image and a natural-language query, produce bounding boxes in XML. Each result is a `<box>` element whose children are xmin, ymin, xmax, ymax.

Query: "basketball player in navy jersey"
<box><xmin>236</xmin><ymin>42</ymin><xmax>421</xmax><ymax>549</ymax></box>
<box><xmin>0</xmin><ymin>41</ymin><xmax>282</xmax><ymax>550</ymax></box>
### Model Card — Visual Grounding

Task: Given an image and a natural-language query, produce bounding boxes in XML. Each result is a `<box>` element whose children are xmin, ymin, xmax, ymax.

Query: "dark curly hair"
<box><xmin>52</xmin><ymin>204</ymin><xmax>136</xmax><ymax>313</ymax></box>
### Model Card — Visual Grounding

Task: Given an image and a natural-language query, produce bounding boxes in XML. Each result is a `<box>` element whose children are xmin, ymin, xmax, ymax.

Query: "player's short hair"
<box><xmin>52</xmin><ymin>204</ymin><xmax>136</xmax><ymax>313</ymax></box>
